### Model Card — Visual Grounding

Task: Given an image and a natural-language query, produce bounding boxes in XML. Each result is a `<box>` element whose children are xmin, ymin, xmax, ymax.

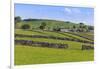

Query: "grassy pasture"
<box><xmin>72</xmin><ymin>32</ymin><xmax>94</xmax><ymax>40</ymax></box>
<box><xmin>15</xmin><ymin>29</ymin><xmax>69</xmax><ymax>38</ymax></box>
<box><xmin>15</xmin><ymin>29</ymin><xmax>93</xmax><ymax>42</ymax></box>
<box><xmin>16</xmin><ymin>20</ymin><xmax>77</xmax><ymax>29</ymax></box>
<box><xmin>58</xmin><ymin>32</ymin><xmax>93</xmax><ymax>42</ymax></box>
<box><xmin>15</xmin><ymin>45</ymin><xmax>94</xmax><ymax>65</ymax></box>
<box><xmin>15</xmin><ymin>28</ymin><xmax>94</xmax><ymax>65</ymax></box>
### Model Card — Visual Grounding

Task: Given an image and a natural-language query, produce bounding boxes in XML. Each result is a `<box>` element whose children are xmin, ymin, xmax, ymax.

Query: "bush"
<box><xmin>39</xmin><ymin>22</ymin><xmax>46</xmax><ymax>30</ymax></box>
<box><xmin>21</xmin><ymin>24</ymin><xmax>30</xmax><ymax>30</ymax></box>
<box><xmin>15</xmin><ymin>16</ymin><xmax>21</xmax><ymax>23</ymax></box>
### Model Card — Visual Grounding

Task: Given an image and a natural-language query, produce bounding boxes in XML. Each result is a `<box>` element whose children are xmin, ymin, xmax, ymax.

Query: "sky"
<box><xmin>15</xmin><ymin>3</ymin><xmax>94</xmax><ymax>26</ymax></box>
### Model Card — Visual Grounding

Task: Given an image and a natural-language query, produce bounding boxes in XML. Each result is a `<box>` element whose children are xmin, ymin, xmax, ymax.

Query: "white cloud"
<box><xmin>64</xmin><ymin>7</ymin><xmax>81</xmax><ymax>14</ymax></box>
<box><xmin>64</xmin><ymin>8</ymin><xmax>72</xmax><ymax>13</ymax></box>
<box><xmin>73</xmin><ymin>8</ymin><xmax>81</xmax><ymax>13</ymax></box>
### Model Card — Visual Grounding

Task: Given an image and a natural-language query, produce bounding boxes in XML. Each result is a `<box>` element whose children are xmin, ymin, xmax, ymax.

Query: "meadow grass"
<box><xmin>15</xmin><ymin>29</ymin><xmax>74</xmax><ymax>38</ymax></box>
<box><xmin>15</xmin><ymin>29</ymin><xmax>44</xmax><ymax>36</ymax></box>
<box><xmin>16</xmin><ymin>20</ymin><xmax>76</xmax><ymax>29</ymax></box>
<box><xmin>15</xmin><ymin>29</ymin><xmax>67</xmax><ymax>37</ymax></box>
<box><xmin>62</xmin><ymin>32</ymin><xmax>92</xmax><ymax>41</ymax></box>
<box><xmin>15</xmin><ymin>29</ymin><xmax>93</xmax><ymax>42</ymax></box>
<box><xmin>15</xmin><ymin>45</ymin><xmax>94</xmax><ymax>65</ymax></box>
<box><xmin>72</xmin><ymin>32</ymin><xmax>94</xmax><ymax>40</ymax></box>
<box><xmin>15</xmin><ymin>29</ymin><xmax>94</xmax><ymax>65</ymax></box>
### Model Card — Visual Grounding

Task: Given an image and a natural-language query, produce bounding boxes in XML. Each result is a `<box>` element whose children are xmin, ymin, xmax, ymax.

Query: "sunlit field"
<box><xmin>15</xmin><ymin>45</ymin><xmax>94</xmax><ymax>65</ymax></box>
<box><xmin>14</xmin><ymin>4</ymin><xmax>94</xmax><ymax>65</ymax></box>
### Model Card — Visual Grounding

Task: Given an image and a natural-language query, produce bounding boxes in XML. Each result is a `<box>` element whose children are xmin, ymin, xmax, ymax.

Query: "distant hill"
<box><xmin>16</xmin><ymin>19</ymin><xmax>83</xmax><ymax>30</ymax></box>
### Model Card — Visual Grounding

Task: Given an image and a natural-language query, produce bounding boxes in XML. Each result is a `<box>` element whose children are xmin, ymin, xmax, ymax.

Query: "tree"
<box><xmin>83</xmin><ymin>25</ymin><xmax>87</xmax><ymax>28</ymax></box>
<box><xmin>41</xmin><ymin>22</ymin><xmax>46</xmax><ymax>26</ymax></box>
<box><xmin>83</xmin><ymin>25</ymin><xmax>88</xmax><ymax>32</ymax></box>
<box><xmin>15</xmin><ymin>16</ymin><xmax>21</xmax><ymax>28</ymax></box>
<box><xmin>73</xmin><ymin>25</ymin><xmax>76</xmax><ymax>29</ymax></box>
<box><xmin>79</xmin><ymin>23</ymin><xmax>84</xmax><ymax>28</ymax></box>
<box><xmin>72</xmin><ymin>25</ymin><xmax>77</xmax><ymax>32</ymax></box>
<box><xmin>78</xmin><ymin>23</ymin><xmax>85</xmax><ymax>32</ymax></box>
<box><xmin>53</xmin><ymin>27</ymin><xmax>60</xmax><ymax>31</ymax></box>
<box><xmin>88</xmin><ymin>26</ymin><xmax>94</xmax><ymax>30</ymax></box>
<box><xmin>39</xmin><ymin>22</ymin><xmax>46</xmax><ymax>30</ymax></box>
<box><xmin>15</xmin><ymin>16</ymin><xmax>21</xmax><ymax>23</ymax></box>
<box><xmin>39</xmin><ymin>25</ymin><xmax>44</xmax><ymax>30</ymax></box>
<box><xmin>66</xmin><ymin>21</ymin><xmax>70</xmax><ymax>23</ymax></box>
<box><xmin>21</xmin><ymin>24</ymin><xmax>30</xmax><ymax>30</ymax></box>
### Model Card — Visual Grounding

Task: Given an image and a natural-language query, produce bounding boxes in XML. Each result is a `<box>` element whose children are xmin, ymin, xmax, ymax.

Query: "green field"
<box><xmin>16</xmin><ymin>20</ymin><xmax>78</xmax><ymax>30</ymax></box>
<box><xmin>15</xmin><ymin>29</ymin><xmax>94</xmax><ymax>65</ymax></box>
<box><xmin>15</xmin><ymin>45</ymin><xmax>94</xmax><ymax>65</ymax></box>
<box><xmin>15</xmin><ymin>29</ymin><xmax>93</xmax><ymax>42</ymax></box>
<box><xmin>72</xmin><ymin>32</ymin><xmax>94</xmax><ymax>40</ymax></box>
<box><xmin>15</xmin><ymin>19</ymin><xmax>94</xmax><ymax>65</ymax></box>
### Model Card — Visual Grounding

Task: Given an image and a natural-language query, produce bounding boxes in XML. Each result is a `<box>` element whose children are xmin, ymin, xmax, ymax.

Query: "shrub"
<box><xmin>21</xmin><ymin>24</ymin><xmax>30</xmax><ymax>30</ymax></box>
<box><xmin>39</xmin><ymin>22</ymin><xmax>46</xmax><ymax>30</ymax></box>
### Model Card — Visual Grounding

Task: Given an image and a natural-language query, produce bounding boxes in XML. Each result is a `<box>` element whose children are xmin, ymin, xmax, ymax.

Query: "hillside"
<box><xmin>15</xmin><ymin>29</ymin><xmax>94</xmax><ymax>65</ymax></box>
<box><xmin>16</xmin><ymin>19</ymin><xmax>83</xmax><ymax>30</ymax></box>
<box><xmin>15</xmin><ymin>18</ymin><xmax>94</xmax><ymax>65</ymax></box>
